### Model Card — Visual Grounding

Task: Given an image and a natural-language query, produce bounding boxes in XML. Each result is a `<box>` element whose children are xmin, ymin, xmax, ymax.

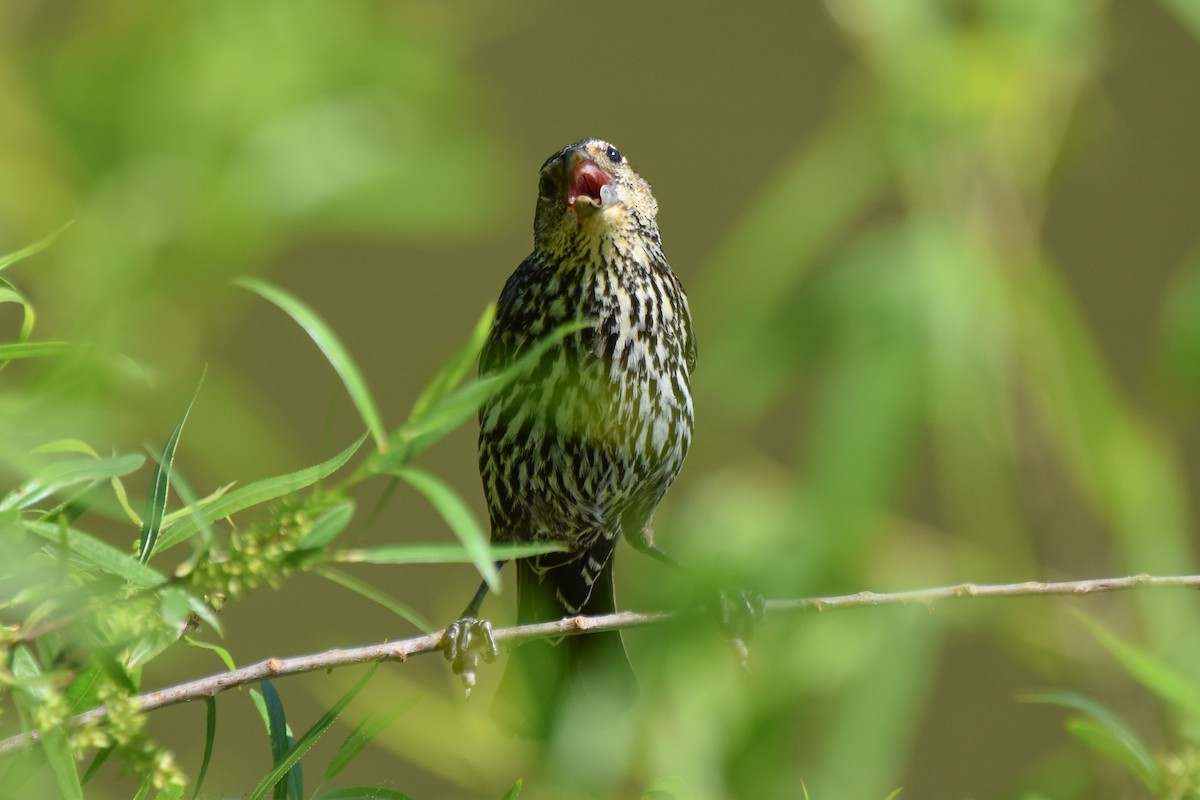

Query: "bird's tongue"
<box><xmin>567</xmin><ymin>159</ymin><xmax>612</xmax><ymax>208</ymax></box>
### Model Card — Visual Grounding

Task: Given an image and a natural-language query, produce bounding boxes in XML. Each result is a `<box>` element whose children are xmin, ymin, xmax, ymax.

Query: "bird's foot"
<box><xmin>440</xmin><ymin>616</ymin><xmax>499</xmax><ymax>698</ymax></box>
<box><xmin>717</xmin><ymin>588</ymin><xmax>766</xmax><ymax>669</ymax></box>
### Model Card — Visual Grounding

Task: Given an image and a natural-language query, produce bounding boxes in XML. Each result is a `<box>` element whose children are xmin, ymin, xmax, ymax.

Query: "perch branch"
<box><xmin>1</xmin><ymin>572</ymin><xmax>1197</xmax><ymax>756</ymax></box>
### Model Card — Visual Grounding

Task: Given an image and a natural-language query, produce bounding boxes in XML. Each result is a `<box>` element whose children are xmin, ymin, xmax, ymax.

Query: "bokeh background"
<box><xmin>3</xmin><ymin>0</ymin><xmax>1200</xmax><ymax>797</ymax></box>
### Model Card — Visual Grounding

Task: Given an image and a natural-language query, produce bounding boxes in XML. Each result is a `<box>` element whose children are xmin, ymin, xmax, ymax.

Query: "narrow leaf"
<box><xmin>249</xmin><ymin>688</ymin><xmax>274</xmax><ymax>733</ymax></box>
<box><xmin>296</xmin><ymin>501</ymin><xmax>356</xmax><ymax>550</ymax></box>
<box><xmin>156</xmin><ymin>784</ymin><xmax>185</xmax><ymax>800</ymax></box>
<box><xmin>24</xmin><ymin>520</ymin><xmax>167</xmax><ymax>588</ymax></box>
<box><xmin>250</xmin><ymin>666</ymin><xmax>379</xmax><ymax>800</ymax></box>
<box><xmin>260</xmin><ymin>680</ymin><xmax>293</xmax><ymax>800</ymax></box>
<box><xmin>191</xmin><ymin>698</ymin><xmax>217</xmax><ymax>800</ymax></box>
<box><xmin>1066</xmin><ymin>717</ymin><xmax>1160</xmax><ymax>790</ymax></box>
<box><xmin>383</xmin><ymin>320</ymin><xmax>588</xmax><ymax>465</ymax></box>
<box><xmin>388</xmin><ymin>466</ymin><xmax>495</xmax><ymax>589</ymax></box>
<box><xmin>1021</xmin><ymin>690</ymin><xmax>1157</xmax><ymax>786</ymax></box>
<box><xmin>322</xmin><ymin>699</ymin><xmax>417</xmax><ymax>782</ymax></box>
<box><xmin>41</xmin><ymin>721</ymin><xmax>83</xmax><ymax>800</ymax></box>
<box><xmin>0</xmin><ymin>278</ymin><xmax>33</xmax><ymax>336</ymax></box>
<box><xmin>81</xmin><ymin>746</ymin><xmax>114</xmax><ymax>784</ymax></box>
<box><xmin>316</xmin><ymin>567</ymin><xmax>432</xmax><ymax>632</ymax></box>
<box><xmin>0</xmin><ymin>221</ymin><xmax>72</xmax><ymax>271</ymax></box>
<box><xmin>236</xmin><ymin>277</ymin><xmax>386</xmax><ymax>451</ymax></box>
<box><xmin>140</xmin><ymin>369</ymin><xmax>206</xmax><ymax>563</ymax></box>
<box><xmin>167</xmin><ymin>471</ymin><xmax>221</xmax><ymax>581</ymax></box>
<box><xmin>1077</xmin><ymin>613</ymin><xmax>1200</xmax><ymax>718</ymax></box>
<box><xmin>10</xmin><ymin>648</ymin><xmax>83</xmax><ymax>800</ymax></box>
<box><xmin>0</xmin><ymin>342</ymin><xmax>74</xmax><ymax>361</ymax></box>
<box><xmin>157</xmin><ymin>435</ymin><xmax>365</xmax><ymax>551</ymax></box>
<box><xmin>1</xmin><ymin>453</ymin><xmax>145</xmax><ymax>513</ymax></box>
<box><xmin>335</xmin><ymin>542</ymin><xmax>564</xmax><ymax>566</ymax></box>
<box><xmin>501</xmin><ymin>779</ymin><xmax>523</xmax><ymax>800</ymax></box>
<box><xmin>111</xmin><ymin>476</ymin><xmax>143</xmax><ymax>526</ymax></box>
<box><xmin>408</xmin><ymin>304</ymin><xmax>495</xmax><ymax>420</ymax></box>
<box><xmin>184</xmin><ymin>636</ymin><xmax>238</xmax><ymax>671</ymax></box>
<box><xmin>32</xmin><ymin>439</ymin><xmax>99</xmax><ymax>458</ymax></box>
<box><xmin>160</xmin><ymin>482</ymin><xmax>234</xmax><ymax>527</ymax></box>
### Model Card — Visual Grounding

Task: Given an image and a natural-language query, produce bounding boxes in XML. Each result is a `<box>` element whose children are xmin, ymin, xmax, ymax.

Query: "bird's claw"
<box><xmin>718</xmin><ymin>588</ymin><xmax>766</xmax><ymax>669</ymax></box>
<box><xmin>440</xmin><ymin>616</ymin><xmax>498</xmax><ymax>697</ymax></box>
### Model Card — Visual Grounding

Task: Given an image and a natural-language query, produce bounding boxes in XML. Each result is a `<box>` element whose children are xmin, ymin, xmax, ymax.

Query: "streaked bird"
<box><xmin>442</xmin><ymin>138</ymin><xmax>696</xmax><ymax>734</ymax></box>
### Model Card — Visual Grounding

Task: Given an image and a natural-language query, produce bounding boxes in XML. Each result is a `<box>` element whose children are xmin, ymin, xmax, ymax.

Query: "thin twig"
<box><xmin>1</xmin><ymin>572</ymin><xmax>1197</xmax><ymax>756</ymax></box>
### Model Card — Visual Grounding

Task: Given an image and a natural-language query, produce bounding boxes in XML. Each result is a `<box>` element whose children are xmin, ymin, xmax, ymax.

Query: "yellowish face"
<box><xmin>533</xmin><ymin>138</ymin><xmax>659</xmax><ymax>249</ymax></box>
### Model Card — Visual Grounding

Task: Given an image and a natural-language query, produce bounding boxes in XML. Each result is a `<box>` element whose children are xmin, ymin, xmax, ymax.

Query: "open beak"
<box><xmin>564</xmin><ymin>152</ymin><xmax>615</xmax><ymax>213</ymax></box>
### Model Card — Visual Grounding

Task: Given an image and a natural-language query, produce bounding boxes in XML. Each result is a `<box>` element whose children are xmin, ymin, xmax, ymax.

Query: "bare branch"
<box><xmin>2</xmin><ymin>572</ymin><xmax>1197</xmax><ymax>756</ymax></box>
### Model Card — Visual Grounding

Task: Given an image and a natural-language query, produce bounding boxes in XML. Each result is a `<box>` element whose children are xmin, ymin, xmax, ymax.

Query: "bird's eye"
<box><xmin>538</xmin><ymin>173</ymin><xmax>556</xmax><ymax>199</ymax></box>
<box><xmin>605</xmin><ymin>145</ymin><xmax>623</xmax><ymax>163</ymax></box>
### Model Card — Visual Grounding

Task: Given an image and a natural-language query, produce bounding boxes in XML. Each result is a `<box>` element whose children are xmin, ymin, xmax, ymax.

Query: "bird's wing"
<box><xmin>679</xmin><ymin>282</ymin><xmax>698</xmax><ymax>375</ymax></box>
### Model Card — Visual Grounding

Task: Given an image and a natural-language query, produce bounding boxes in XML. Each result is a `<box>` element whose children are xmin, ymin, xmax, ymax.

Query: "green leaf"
<box><xmin>32</xmin><ymin>439</ymin><xmax>100</xmax><ymax>458</ymax></box>
<box><xmin>184</xmin><ymin>636</ymin><xmax>238</xmax><ymax>671</ymax></box>
<box><xmin>81</xmin><ymin>746</ymin><xmax>114</xmax><ymax>785</ymax></box>
<box><xmin>501</xmin><ymin>779</ymin><xmax>523</xmax><ymax>800</ymax></box>
<box><xmin>408</xmin><ymin>304</ymin><xmax>495</xmax><ymax>420</ymax></box>
<box><xmin>140</xmin><ymin>369</ymin><xmax>206</xmax><ymax>563</ymax></box>
<box><xmin>296</xmin><ymin>501</ymin><xmax>356</xmax><ymax>550</ymax></box>
<box><xmin>1</xmin><ymin>453</ymin><xmax>146</xmax><ymax>512</ymax></box>
<box><xmin>334</xmin><ymin>541</ymin><xmax>564</xmax><ymax>566</ymax></box>
<box><xmin>249</xmin><ymin>688</ymin><xmax>275</xmax><ymax>733</ymax></box>
<box><xmin>0</xmin><ymin>276</ymin><xmax>35</xmax><ymax>361</ymax></box>
<box><xmin>322</xmin><ymin>698</ymin><xmax>417</xmax><ymax>783</ymax></box>
<box><xmin>0</xmin><ymin>225</ymin><xmax>66</xmax><ymax>363</ymax></box>
<box><xmin>317</xmin><ymin>789</ymin><xmax>416</xmax><ymax>800</ymax></box>
<box><xmin>65</xmin><ymin>664</ymin><xmax>107</xmax><ymax>716</ymax></box>
<box><xmin>160</xmin><ymin>481</ymin><xmax>234</xmax><ymax>527</ymax></box>
<box><xmin>316</xmin><ymin>567</ymin><xmax>432</xmax><ymax>632</ymax></box>
<box><xmin>23</xmin><ymin>520</ymin><xmax>167</xmax><ymax>588</ymax></box>
<box><xmin>41</xmin><ymin>714</ymin><xmax>82</xmax><ymax>799</ymax></box>
<box><xmin>191</xmin><ymin>698</ymin><xmax>217</xmax><ymax>800</ymax></box>
<box><xmin>1021</xmin><ymin>690</ymin><xmax>1158</xmax><ymax>788</ymax></box>
<box><xmin>1066</xmin><ymin>717</ymin><xmax>1160</xmax><ymax>790</ymax></box>
<box><xmin>10</xmin><ymin>647</ymin><xmax>83</xmax><ymax>800</ymax></box>
<box><xmin>156</xmin><ymin>783</ymin><xmax>185</xmax><ymax>800</ymax></box>
<box><xmin>382</xmin><ymin>319</ymin><xmax>588</xmax><ymax>466</ymax></box>
<box><xmin>0</xmin><ymin>342</ymin><xmax>74</xmax><ymax>361</ymax></box>
<box><xmin>1077</xmin><ymin>613</ymin><xmax>1200</xmax><ymax>718</ymax></box>
<box><xmin>158</xmin><ymin>434</ymin><xmax>366</xmax><ymax>551</ymax></box>
<box><xmin>167</xmin><ymin>471</ymin><xmax>221</xmax><ymax>580</ymax></box>
<box><xmin>92</xmin><ymin>645</ymin><xmax>140</xmax><ymax>695</ymax></box>
<box><xmin>236</xmin><ymin>277</ymin><xmax>386</xmax><ymax>451</ymax></box>
<box><xmin>388</xmin><ymin>466</ymin><xmax>495</xmax><ymax>588</ymax></box>
<box><xmin>260</xmin><ymin>680</ymin><xmax>297</xmax><ymax>800</ymax></box>
<box><xmin>0</xmin><ymin>221</ymin><xmax>72</xmax><ymax>272</ymax></box>
<box><xmin>250</xmin><ymin>666</ymin><xmax>379</xmax><ymax>800</ymax></box>
<box><xmin>111</xmin><ymin>475</ymin><xmax>143</xmax><ymax>526</ymax></box>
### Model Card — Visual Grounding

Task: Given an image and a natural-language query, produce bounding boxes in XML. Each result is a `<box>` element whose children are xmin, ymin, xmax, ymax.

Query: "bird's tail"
<box><xmin>492</xmin><ymin>555</ymin><xmax>637</xmax><ymax>739</ymax></box>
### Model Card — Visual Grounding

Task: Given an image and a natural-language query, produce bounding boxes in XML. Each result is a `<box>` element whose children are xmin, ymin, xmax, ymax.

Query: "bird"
<box><xmin>441</xmin><ymin>137</ymin><xmax>696</xmax><ymax>735</ymax></box>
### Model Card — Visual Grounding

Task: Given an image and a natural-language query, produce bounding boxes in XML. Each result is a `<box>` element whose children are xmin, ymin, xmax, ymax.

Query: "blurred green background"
<box><xmin>3</xmin><ymin>0</ymin><xmax>1200</xmax><ymax>797</ymax></box>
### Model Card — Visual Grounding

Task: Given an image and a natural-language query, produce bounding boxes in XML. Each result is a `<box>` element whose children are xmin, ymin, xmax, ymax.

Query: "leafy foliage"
<box><xmin>2</xmin><ymin>1</ymin><xmax>1200</xmax><ymax>798</ymax></box>
<box><xmin>0</xmin><ymin>260</ymin><xmax>564</xmax><ymax>796</ymax></box>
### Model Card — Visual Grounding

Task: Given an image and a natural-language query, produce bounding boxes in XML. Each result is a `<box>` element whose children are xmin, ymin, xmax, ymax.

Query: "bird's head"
<box><xmin>532</xmin><ymin>138</ymin><xmax>659</xmax><ymax>250</ymax></box>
